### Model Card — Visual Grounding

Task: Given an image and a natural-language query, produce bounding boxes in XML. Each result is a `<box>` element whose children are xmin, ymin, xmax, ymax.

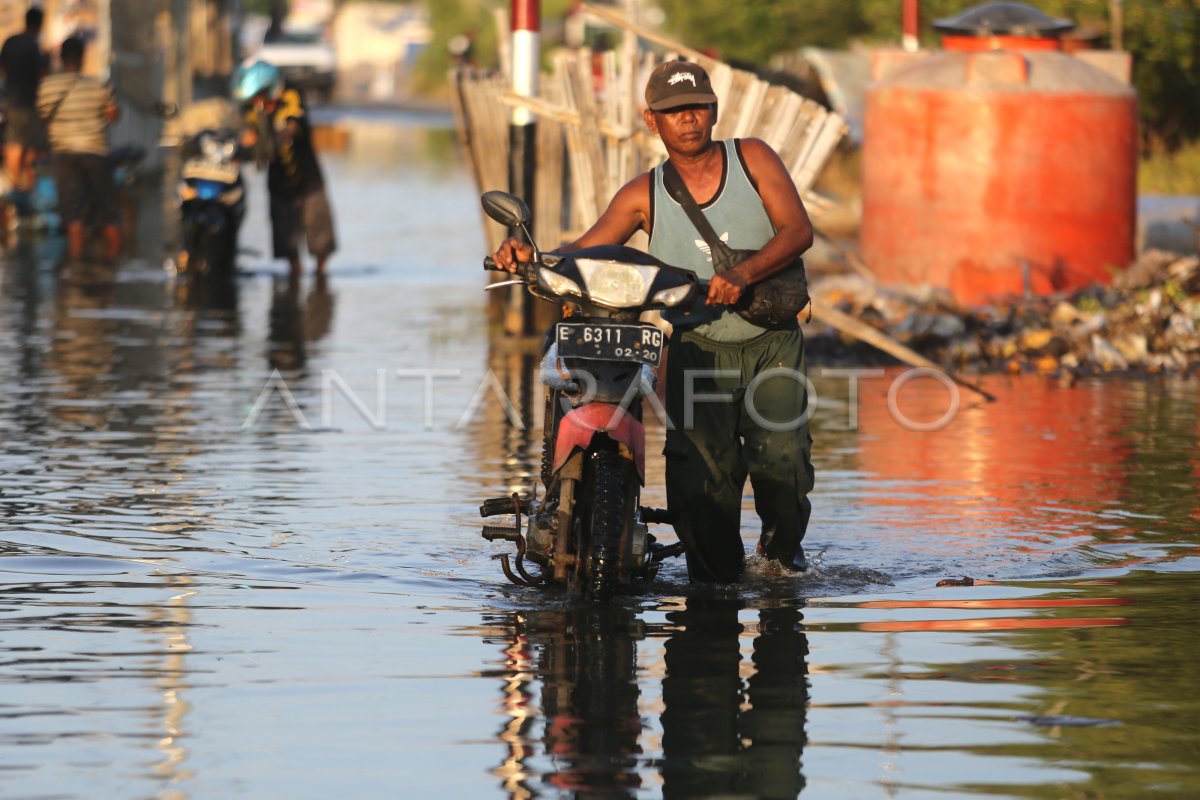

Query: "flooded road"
<box><xmin>2</xmin><ymin>109</ymin><xmax>1198</xmax><ymax>799</ymax></box>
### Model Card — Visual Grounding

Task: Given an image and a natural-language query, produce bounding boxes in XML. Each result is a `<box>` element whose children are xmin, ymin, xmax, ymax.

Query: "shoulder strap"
<box><xmin>660</xmin><ymin>158</ymin><xmax>734</xmax><ymax>274</ymax></box>
<box><xmin>44</xmin><ymin>76</ymin><xmax>80</xmax><ymax>125</ymax></box>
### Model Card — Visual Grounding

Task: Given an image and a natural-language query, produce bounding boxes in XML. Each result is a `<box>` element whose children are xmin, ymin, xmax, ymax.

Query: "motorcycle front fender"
<box><xmin>552</xmin><ymin>403</ymin><xmax>645</xmax><ymax>483</ymax></box>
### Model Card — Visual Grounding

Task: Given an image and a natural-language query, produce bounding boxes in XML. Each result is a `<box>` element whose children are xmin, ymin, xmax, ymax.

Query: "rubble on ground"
<box><xmin>809</xmin><ymin>250</ymin><xmax>1200</xmax><ymax>377</ymax></box>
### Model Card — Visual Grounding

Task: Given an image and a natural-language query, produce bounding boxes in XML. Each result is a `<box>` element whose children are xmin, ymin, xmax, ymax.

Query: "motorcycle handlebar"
<box><xmin>483</xmin><ymin>250</ymin><xmax>708</xmax><ymax>306</ymax></box>
<box><xmin>482</xmin><ymin>256</ymin><xmax>532</xmax><ymax>279</ymax></box>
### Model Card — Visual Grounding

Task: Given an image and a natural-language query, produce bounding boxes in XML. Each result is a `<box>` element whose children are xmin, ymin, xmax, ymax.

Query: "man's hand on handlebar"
<box><xmin>489</xmin><ymin>237</ymin><xmax>534</xmax><ymax>273</ymax></box>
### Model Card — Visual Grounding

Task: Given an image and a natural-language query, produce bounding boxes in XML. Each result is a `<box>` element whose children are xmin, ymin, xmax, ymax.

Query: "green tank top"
<box><xmin>650</xmin><ymin>139</ymin><xmax>774</xmax><ymax>342</ymax></box>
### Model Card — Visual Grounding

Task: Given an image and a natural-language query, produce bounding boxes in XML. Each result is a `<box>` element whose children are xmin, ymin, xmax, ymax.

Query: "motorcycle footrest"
<box><xmin>480</xmin><ymin>495</ymin><xmax>532</xmax><ymax>518</ymax></box>
<box><xmin>651</xmin><ymin>542</ymin><xmax>685</xmax><ymax>562</ymax></box>
<box><xmin>482</xmin><ymin>525</ymin><xmax>522</xmax><ymax>543</ymax></box>
<box><xmin>640</xmin><ymin>506</ymin><xmax>672</xmax><ymax>524</ymax></box>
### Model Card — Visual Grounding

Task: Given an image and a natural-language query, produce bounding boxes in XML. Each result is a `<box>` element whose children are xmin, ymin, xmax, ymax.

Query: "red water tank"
<box><xmin>861</xmin><ymin>2</ymin><xmax>1138</xmax><ymax>305</ymax></box>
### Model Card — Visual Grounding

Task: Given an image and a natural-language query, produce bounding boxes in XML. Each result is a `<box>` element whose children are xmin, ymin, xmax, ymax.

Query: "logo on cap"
<box><xmin>667</xmin><ymin>72</ymin><xmax>697</xmax><ymax>87</ymax></box>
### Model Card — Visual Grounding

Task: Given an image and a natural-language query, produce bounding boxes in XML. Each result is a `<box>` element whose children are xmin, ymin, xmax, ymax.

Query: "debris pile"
<box><xmin>810</xmin><ymin>250</ymin><xmax>1200</xmax><ymax>377</ymax></box>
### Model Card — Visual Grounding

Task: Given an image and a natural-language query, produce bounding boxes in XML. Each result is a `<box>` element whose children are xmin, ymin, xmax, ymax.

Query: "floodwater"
<box><xmin>2</xmin><ymin>109</ymin><xmax>1199</xmax><ymax>799</ymax></box>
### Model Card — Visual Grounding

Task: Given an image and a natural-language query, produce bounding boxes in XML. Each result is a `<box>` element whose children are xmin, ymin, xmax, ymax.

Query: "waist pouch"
<box><xmin>713</xmin><ymin>245</ymin><xmax>809</xmax><ymax>329</ymax></box>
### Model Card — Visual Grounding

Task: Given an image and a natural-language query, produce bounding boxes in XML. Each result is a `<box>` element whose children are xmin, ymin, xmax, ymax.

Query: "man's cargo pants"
<box><xmin>664</xmin><ymin>324</ymin><xmax>815</xmax><ymax>582</ymax></box>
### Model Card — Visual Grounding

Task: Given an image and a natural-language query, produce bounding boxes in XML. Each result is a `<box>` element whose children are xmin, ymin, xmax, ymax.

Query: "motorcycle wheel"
<box><xmin>576</xmin><ymin>447</ymin><xmax>637</xmax><ymax>599</ymax></box>
<box><xmin>184</xmin><ymin>226</ymin><xmax>232</xmax><ymax>278</ymax></box>
<box><xmin>184</xmin><ymin>230</ymin><xmax>209</xmax><ymax>276</ymax></box>
<box><xmin>209</xmin><ymin>232</ymin><xmax>233</xmax><ymax>276</ymax></box>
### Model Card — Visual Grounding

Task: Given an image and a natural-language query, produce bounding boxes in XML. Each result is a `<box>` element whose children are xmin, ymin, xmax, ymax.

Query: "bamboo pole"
<box><xmin>499</xmin><ymin>92</ymin><xmax>636</xmax><ymax>143</ymax></box>
<box><xmin>811</xmin><ymin>304</ymin><xmax>997</xmax><ymax>402</ymax></box>
<box><xmin>581</xmin><ymin>2</ymin><xmax>710</xmax><ymax>64</ymax></box>
<box><xmin>535</xmin><ymin>82</ymin><xmax>565</xmax><ymax>248</ymax></box>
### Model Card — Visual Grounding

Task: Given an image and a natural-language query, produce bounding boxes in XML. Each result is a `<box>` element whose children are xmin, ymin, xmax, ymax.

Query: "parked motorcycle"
<box><xmin>177</xmin><ymin>129</ymin><xmax>245</xmax><ymax>277</ymax></box>
<box><xmin>478</xmin><ymin>191</ymin><xmax>707</xmax><ymax>597</ymax></box>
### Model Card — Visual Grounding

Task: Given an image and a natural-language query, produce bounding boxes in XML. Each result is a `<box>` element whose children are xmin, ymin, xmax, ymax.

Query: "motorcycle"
<box><xmin>177</xmin><ymin>129</ymin><xmax>245</xmax><ymax>277</ymax></box>
<box><xmin>478</xmin><ymin>191</ymin><xmax>707</xmax><ymax>597</ymax></box>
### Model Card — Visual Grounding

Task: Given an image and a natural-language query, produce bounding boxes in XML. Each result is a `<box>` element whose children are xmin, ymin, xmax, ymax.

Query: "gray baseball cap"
<box><xmin>644</xmin><ymin>61</ymin><xmax>717</xmax><ymax>111</ymax></box>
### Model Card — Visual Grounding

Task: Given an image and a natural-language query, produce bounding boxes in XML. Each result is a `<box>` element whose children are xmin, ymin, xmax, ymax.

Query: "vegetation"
<box><xmin>1139</xmin><ymin>140</ymin><xmax>1200</xmax><ymax>194</ymax></box>
<box><xmin>654</xmin><ymin>0</ymin><xmax>870</xmax><ymax>65</ymax></box>
<box><xmin>412</xmin><ymin>0</ymin><xmax>498</xmax><ymax>92</ymax></box>
<box><xmin>241</xmin><ymin>0</ymin><xmax>284</xmax><ymax>17</ymax></box>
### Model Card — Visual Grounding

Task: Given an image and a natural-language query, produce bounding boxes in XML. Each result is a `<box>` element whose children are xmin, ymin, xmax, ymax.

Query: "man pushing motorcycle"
<box><xmin>491</xmin><ymin>60</ymin><xmax>815</xmax><ymax>582</ymax></box>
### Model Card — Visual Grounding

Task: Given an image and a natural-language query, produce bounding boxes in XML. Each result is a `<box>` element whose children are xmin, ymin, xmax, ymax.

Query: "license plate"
<box><xmin>556</xmin><ymin>322</ymin><xmax>663</xmax><ymax>365</ymax></box>
<box><xmin>182</xmin><ymin>162</ymin><xmax>239</xmax><ymax>183</ymax></box>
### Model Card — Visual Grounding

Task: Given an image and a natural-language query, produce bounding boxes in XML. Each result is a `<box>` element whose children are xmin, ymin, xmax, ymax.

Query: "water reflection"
<box><xmin>659</xmin><ymin>594</ymin><xmax>808</xmax><ymax>799</ymax></box>
<box><xmin>268</xmin><ymin>274</ymin><xmax>308</xmax><ymax>371</ymax></box>
<box><xmin>265</xmin><ymin>272</ymin><xmax>335</xmax><ymax>372</ymax></box>
<box><xmin>0</xmin><ymin>244</ymin><xmax>57</xmax><ymax>441</ymax></box>
<box><xmin>490</xmin><ymin>605</ymin><xmax>644</xmax><ymax>797</ymax></box>
<box><xmin>486</xmin><ymin>594</ymin><xmax>809</xmax><ymax>798</ymax></box>
<box><xmin>809</xmin><ymin>370</ymin><xmax>1200</xmax><ymax>578</ymax></box>
<box><xmin>174</xmin><ymin>268</ymin><xmax>239</xmax><ymax>312</ymax></box>
<box><xmin>1000</xmin><ymin>572</ymin><xmax>1200</xmax><ymax>794</ymax></box>
<box><xmin>46</xmin><ymin>260</ymin><xmax>119</xmax><ymax>430</ymax></box>
<box><xmin>147</xmin><ymin>574</ymin><xmax>196</xmax><ymax>793</ymax></box>
<box><xmin>849</xmin><ymin>594</ymin><xmax>1131</xmax><ymax>632</ymax></box>
<box><xmin>470</xmin><ymin>338</ymin><xmax>545</xmax><ymax>497</ymax></box>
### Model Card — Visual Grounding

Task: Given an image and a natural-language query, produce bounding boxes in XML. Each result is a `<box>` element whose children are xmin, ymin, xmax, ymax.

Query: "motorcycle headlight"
<box><xmin>200</xmin><ymin>134</ymin><xmax>220</xmax><ymax>159</ymax></box>
<box><xmin>575</xmin><ymin>259</ymin><xmax>658</xmax><ymax>307</ymax></box>
<box><xmin>539</xmin><ymin>268</ymin><xmax>582</xmax><ymax>298</ymax></box>
<box><xmin>221</xmin><ymin>139</ymin><xmax>237</xmax><ymax>159</ymax></box>
<box><xmin>652</xmin><ymin>284</ymin><xmax>694</xmax><ymax>306</ymax></box>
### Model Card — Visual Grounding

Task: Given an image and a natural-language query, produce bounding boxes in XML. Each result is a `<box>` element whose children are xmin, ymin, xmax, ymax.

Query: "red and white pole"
<box><xmin>510</xmin><ymin>0</ymin><xmax>540</xmax><ymax>334</ymax></box>
<box><xmin>902</xmin><ymin>0</ymin><xmax>920</xmax><ymax>51</ymax></box>
<box><xmin>510</xmin><ymin>0</ymin><xmax>540</xmax><ymax>203</ymax></box>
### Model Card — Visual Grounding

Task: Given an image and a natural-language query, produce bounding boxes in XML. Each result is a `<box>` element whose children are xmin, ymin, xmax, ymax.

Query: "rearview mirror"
<box><xmin>481</xmin><ymin>191</ymin><xmax>532</xmax><ymax>228</ymax></box>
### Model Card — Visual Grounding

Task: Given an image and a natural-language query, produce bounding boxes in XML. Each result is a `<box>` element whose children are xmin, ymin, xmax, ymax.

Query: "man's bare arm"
<box><xmin>490</xmin><ymin>172</ymin><xmax>651</xmax><ymax>271</ymax></box>
<box><xmin>559</xmin><ymin>172</ymin><xmax>650</xmax><ymax>252</ymax></box>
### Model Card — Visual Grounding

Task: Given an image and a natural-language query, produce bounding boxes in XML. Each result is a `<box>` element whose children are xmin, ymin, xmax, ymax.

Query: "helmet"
<box><xmin>232</xmin><ymin>60</ymin><xmax>282</xmax><ymax>103</ymax></box>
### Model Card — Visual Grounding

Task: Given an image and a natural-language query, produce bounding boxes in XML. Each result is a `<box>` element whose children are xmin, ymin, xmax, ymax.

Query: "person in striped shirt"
<box><xmin>36</xmin><ymin>35</ymin><xmax>120</xmax><ymax>261</ymax></box>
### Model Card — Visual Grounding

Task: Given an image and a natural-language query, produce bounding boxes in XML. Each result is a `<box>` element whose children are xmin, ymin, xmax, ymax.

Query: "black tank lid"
<box><xmin>933</xmin><ymin>2</ymin><xmax>1075</xmax><ymax>37</ymax></box>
